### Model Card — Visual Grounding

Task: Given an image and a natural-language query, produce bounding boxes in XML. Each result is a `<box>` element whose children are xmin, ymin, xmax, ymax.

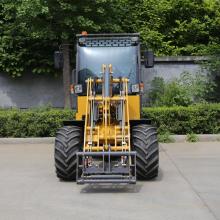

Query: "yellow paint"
<box><xmin>76</xmin><ymin>76</ymin><xmax>140</xmax><ymax>154</ymax></box>
<box><xmin>76</xmin><ymin>95</ymin><xmax>140</xmax><ymax>121</ymax></box>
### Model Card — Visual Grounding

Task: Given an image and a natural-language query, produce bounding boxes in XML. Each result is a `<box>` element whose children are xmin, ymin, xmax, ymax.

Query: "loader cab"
<box><xmin>75</xmin><ymin>33</ymin><xmax>151</xmax><ymax>95</ymax></box>
<box><xmin>54</xmin><ymin>33</ymin><xmax>155</xmax><ymax>95</ymax></box>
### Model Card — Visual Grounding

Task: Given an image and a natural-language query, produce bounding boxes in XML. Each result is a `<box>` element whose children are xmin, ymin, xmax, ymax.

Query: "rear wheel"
<box><xmin>54</xmin><ymin>126</ymin><xmax>82</xmax><ymax>181</ymax></box>
<box><xmin>132</xmin><ymin>124</ymin><xmax>159</xmax><ymax>180</ymax></box>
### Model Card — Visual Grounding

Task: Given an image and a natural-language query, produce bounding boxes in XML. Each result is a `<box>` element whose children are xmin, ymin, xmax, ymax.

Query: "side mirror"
<box><xmin>144</xmin><ymin>51</ymin><xmax>154</xmax><ymax>68</ymax></box>
<box><xmin>54</xmin><ymin>51</ymin><xmax>63</xmax><ymax>69</ymax></box>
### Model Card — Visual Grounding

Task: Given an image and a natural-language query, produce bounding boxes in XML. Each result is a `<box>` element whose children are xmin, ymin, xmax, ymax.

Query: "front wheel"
<box><xmin>54</xmin><ymin>126</ymin><xmax>82</xmax><ymax>181</ymax></box>
<box><xmin>132</xmin><ymin>124</ymin><xmax>159</xmax><ymax>180</ymax></box>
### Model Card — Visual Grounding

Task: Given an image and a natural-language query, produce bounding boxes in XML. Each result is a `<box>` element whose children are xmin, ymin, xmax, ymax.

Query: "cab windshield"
<box><xmin>77</xmin><ymin>46</ymin><xmax>138</xmax><ymax>93</ymax></box>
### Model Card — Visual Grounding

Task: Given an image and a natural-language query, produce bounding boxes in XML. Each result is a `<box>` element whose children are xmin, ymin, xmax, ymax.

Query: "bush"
<box><xmin>158</xmin><ymin>132</ymin><xmax>175</xmax><ymax>143</ymax></box>
<box><xmin>0</xmin><ymin>104</ymin><xmax>220</xmax><ymax>137</ymax></box>
<box><xmin>159</xmin><ymin>80</ymin><xmax>191</xmax><ymax>107</ymax></box>
<box><xmin>148</xmin><ymin>77</ymin><xmax>165</xmax><ymax>106</ymax></box>
<box><xmin>143</xmin><ymin>103</ymin><xmax>220</xmax><ymax>135</ymax></box>
<box><xmin>148</xmin><ymin>72</ymin><xmax>215</xmax><ymax>106</ymax></box>
<box><xmin>186</xmin><ymin>133</ymin><xmax>199</xmax><ymax>142</ymax></box>
<box><xmin>0</xmin><ymin>108</ymin><xmax>74</xmax><ymax>137</ymax></box>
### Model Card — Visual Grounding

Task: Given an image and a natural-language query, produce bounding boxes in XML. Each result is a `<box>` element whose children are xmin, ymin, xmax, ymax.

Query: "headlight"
<box><xmin>74</xmin><ymin>84</ymin><xmax>83</xmax><ymax>94</ymax></box>
<box><xmin>131</xmin><ymin>84</ymin><xmax>140</xmax><ymax>93</ymax></box>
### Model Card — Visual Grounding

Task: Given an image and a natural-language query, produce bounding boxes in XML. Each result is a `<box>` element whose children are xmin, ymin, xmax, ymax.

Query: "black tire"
<box><xmin>132</xmin><ymin>124</ymin><xmax>159</xmax><ymax>180</ymax></box>
<box><xmin>54</xmin><ymin>126</ymin><xmax>82</xmax><ymax>181</ymax></box>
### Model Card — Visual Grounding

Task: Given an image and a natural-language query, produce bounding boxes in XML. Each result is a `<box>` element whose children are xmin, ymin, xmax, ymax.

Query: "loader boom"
<box><xmin>76</xmin><ymin>66</ymin><xmax>136</xmax><ymax>183</ymax></box>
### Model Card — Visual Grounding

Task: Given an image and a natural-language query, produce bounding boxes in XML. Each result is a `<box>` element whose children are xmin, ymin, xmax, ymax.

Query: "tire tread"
<box><xmin>132</xmin><ymin>124</ymin><xmax>159</xmax><ymax>180</ymax></box>
<box><xmin>54</xmin><ymin>126</ymin><xmax>82</xmax><ymax>181</ymax></box>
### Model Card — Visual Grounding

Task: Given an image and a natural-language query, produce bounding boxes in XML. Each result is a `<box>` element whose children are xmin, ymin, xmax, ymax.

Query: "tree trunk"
<box><xmin>62</xmin><ymin>44</ymin><xmax>71</xmax><ymax>109</ymax></box>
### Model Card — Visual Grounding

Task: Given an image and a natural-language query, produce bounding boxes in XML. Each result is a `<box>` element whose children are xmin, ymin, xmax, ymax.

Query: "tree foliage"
<box><xmin>120</xmin><ymin>0</ymin><xmax>220</xmax><ymax>55</ymax></box>
<box><xmin>0</xmin><ymin>0</ymin><xmax>121</xmax><ymax>77</ymax></box>
<box><xmin>0</xmin><ymin>0</ymin><xmax>220</xmax><ymax>77</ymax></box>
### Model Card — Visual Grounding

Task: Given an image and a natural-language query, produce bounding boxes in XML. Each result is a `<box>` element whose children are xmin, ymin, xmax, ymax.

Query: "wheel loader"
<box><xmin>54</xmin><ymin>33</ymin><xmax>159</xmax><ymax>184</ymax></box>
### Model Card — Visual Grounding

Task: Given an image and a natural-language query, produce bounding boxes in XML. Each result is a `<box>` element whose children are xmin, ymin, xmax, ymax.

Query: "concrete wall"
<box><xmin>0</xmin><ymin>73</ymin><xmax>64</xmax><ymax>108</ymax></box>
<box><xmin>0</xmin><ymin>56</ymin><xmax>207</xmax><ymax>108</ymax></box>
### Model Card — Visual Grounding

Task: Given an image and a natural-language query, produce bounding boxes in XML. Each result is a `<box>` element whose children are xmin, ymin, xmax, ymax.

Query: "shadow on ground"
<box><xmin>79</xmin><ymin>168</ymin><xmax>163</xmax><ymax>193</ymax></box>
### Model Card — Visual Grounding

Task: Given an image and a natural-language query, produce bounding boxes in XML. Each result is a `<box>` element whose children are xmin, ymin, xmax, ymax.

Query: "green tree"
<box><xmin>0</xmin><ymin>0</ymin><xmax>121</xmax><ymax>108</ymax></box>
<box><xmin>119</xmin><ymin>0</ymin><xmax>220</xmax><ymax>55</ymax></box>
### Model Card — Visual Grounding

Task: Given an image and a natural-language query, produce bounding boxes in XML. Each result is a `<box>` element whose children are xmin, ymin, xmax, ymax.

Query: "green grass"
<box><xmin>186</xmin><ymin>133</ymin><xmax>199</xmax><ymax>142</ymax></box>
